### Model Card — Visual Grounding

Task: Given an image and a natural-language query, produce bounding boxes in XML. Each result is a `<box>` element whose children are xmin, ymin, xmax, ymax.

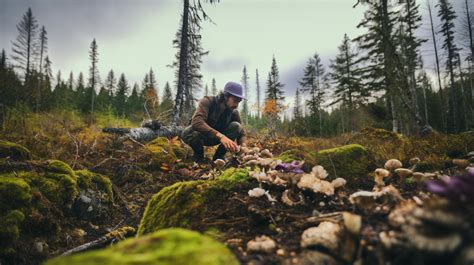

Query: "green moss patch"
<box><xmin>315</xmin><ymin>144</ymin><xmax>371</xmax><ymax>183</ymax></box>
<box><xmin>146</xmin><ymin>137</ymin><xmax>188</xmax><ymax>168</ymax></box>
<box><xmin>75</xmin><ymin>170</ymin><xmax>113</xmax><ymax>203</ymax></box>
<box><xmin>0</xmin><ymin>140</ymin><xmax>31</xmax><ymax>161</ymax></box>
<box><xmin>137</xmin><ymin>168</ymin><xmax>249</xmax><ymax>235</ymax></box>
<box><xmin>46</xmin><ymin>228</ymin><xmax>238</xmax><ymax>265</ymax></box>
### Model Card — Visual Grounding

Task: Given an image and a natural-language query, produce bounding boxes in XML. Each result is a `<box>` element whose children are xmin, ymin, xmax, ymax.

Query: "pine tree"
<box><xmin>211</xmin><ymin>78</ymin><xmax>217</xmax><ymax>95</ymax></box>
<box><xmin>329</xmin><ymin>34</ymin><xmax>363</xmax><ymax>132</ymax></box>
<box><xmin>255</xmin><ymin>69</ymin><xmax>261</xmax><ymax>120</ymax></box>
<box><xmin>299</xmin><ymin>52</ymin><xmax>327</xmax><ymax>136</ymax></box>
<box><xmin>160</xmin><ymin>81</ymin><xmax>174</xmax><ymax>113</ymax></box>
<box><xmin>241</xmin><ymin>65</ymin><xmax>249</xmax><ymax>124</ymax></box>
<box><xmin>149</xmin><ymin>68</ymin><xmax>159</xmax><ymax>104</ymax></box>
<box><xmin>128</xmin><ymin>83</ymin><xmax>142</xmax><ymax>114</ymax></box>
<box><xmin>96</xmin><ymin>85</ymin><xmax>112</xmax><ymax>112</ymax></box>
<box><xmin>141</xmin><ymin>72</ymin><xmax>158</xmax><ymax>119</ymax></box>
<box><xmin>105</xmin><ymin>69</ymin><xmax>116</xmax><ymax>97</ymax></box>
<box><xmin>88</xmin><ymin>38</ymin><xmax>100</xmax><ymax>114</ymax></box>
<box><xmin>437</xmin><ymin>0</ymin><xmax>460</xmax><ymax>133</ymax></box>
<box><xmin>354</xmin><ymin>0</ymin><xmax>401</xmax><ymax>132</ymax></box>
<box><xmin>0</xmin><ymin>50</ymin><xmax>23</xmax><ymax>107</ymax></box>
<box><xmin>11</xmin><ymin>7</ymin><xmax>39</xmax><ymax>80</ymax></box>
<box><xmin>0</xmin><ymin>49</ymin><xmax>6</xmax><ymax>70</ymax></box>
<box><xmin>460</xmin><ymin>0</ymin><xmax>473</xmax><ymax>129</ymax></box>
<box><xmin>115</xmin><ymin>73</ymin><xmax>129</xmax><ymax>116</ymax></box>
<box><xmin>204</xmin><ymin>83</ymin><xmax>209</xmax><ymax>97</ymax></box>
<box><xmin>265</xmin><ymin>56</ymin><xmax>285</xmax><ymax>136</ymax></box>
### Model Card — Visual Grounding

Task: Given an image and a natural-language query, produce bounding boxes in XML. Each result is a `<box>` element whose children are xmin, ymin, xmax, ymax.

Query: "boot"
<box><xmin>212</xmin><ymin>144</ymin><xmax>227</xmax><ymax>161</ymax></box>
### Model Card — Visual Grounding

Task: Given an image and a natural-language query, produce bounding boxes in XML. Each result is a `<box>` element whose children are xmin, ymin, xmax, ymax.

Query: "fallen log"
<box><xmin>102</xmin><ymin>120</ymin><xmax>184</xmax><ymax>142</ymax></box>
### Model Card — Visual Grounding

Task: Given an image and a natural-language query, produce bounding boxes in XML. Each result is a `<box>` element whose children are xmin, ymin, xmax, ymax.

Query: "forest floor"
<box><xmin>1</xmin><ymin>115</ymin><xmax>473</xmax><ymax>265</ymax></box>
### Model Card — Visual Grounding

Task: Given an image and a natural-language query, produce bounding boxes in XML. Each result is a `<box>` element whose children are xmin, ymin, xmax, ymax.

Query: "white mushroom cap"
<box><xmin>312</xmin><ymin>165</ymin><xmax>328</xmax><ymax>179</ymax></box>
<box><xmin>384</xmin><ymin>159</ymin><xmax>403</xmax><ymax>171</ymax></box>
<box><xmin>331</xmin><ymin>178</ymin><xmax>347</xmax><ymax>189</ymax></box>
<box><xmin>248</xmin><ymin>188</ymin><xmax>266</xmax><ymax>197</ymax></box>
<box><xmin>247</xmin><ymin>235</ymin><xmax>277</xmax><ymax>253</ymax></box>
<box><xmin>394</xmin><ymin>168</ymin><xmax>412</xmax><ymax>177</ymax></box>
<box><xmin>300</xmin><ymin>221</ymin><xmax>342</xmax><ymax>253</ymax></box>
<box><xmin>260</xmin><ymin>149</ymin><xmax>274</xmax><ymax>158</ymax></box>
<box><xmin>214</xmin><ymin>159</ymin><xmax>226</xmax><ymax>168</ymax></box>
<box><xmin>374</xmin><ymin>168</ymin><xmax>390</xmax><ymax>187</ymax></box>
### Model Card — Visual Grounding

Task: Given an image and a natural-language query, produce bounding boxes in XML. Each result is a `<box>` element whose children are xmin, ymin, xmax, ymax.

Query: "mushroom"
<box><xmin>412</xmin><ymin>172</ymin><xmax>426</xmax><ymax>183</ymax></box>
<box><xmin>297</xmin><ymin>174</ymin><xmax>334</xmax><ymax>196</ymax></box>
<box><xmin>281</xmin><ymin>189</ymin><xmax>305</xmax><ymax>206</ymax></box>
<box><xmin>260</xmin><ymin>149</ymin><xmax>273</xmax><ymax>158</ymax></box>
<box><xmin>249</xmin><ymin>171</ymin><xmax>269</xmax><ymax>183</ymax></box>
<box><xmin>409</xmin><ymin>157</ymin><xmax>421</xmax><ymax>170</ymax></box>
<box><xmin>242</xmin><ymin>154</ymin><xmax>257</xmax><ymax>162</ymax></box>
<box><xmin>300</xmin><ymin>221</ymin><xmax>342</xmax><ymax>253</ymax></box>
<box><xmin>394</xmin><ymin>168</ymin><xmax>413</xmax><ymax>185</ymax></box>
<box><xmin>248</xmin><ymin>187</ymin><xmax>266</xmax><ymax>197</ymax></box>
<box><xmin>384</xmin><ymin>159</ymin><xmax>403</xmax><ymax>171</ymax></box>
<box><xmin>452</xmin><ymin>159</ymin><xmax>470</xmax><ymax>170</ymax></box>
<box><xmin>331</xmin><ymin>177</ymin><xmax>347</xmax><ymax>189</ymax></box>
<box><xmin>214</xmin><ymin>159</ymin><xmax>226</xmax><ymax>168</ymax></box>
<box><xmin>379</xmin><ymin>231</ymin><xmax>400</xmax><ymax>249</ymax></box>
<box><xmin>312</xmin><ymin>165</ymin><xmax>328</xmax><ymax>179</ymax></box>
<box><xmin>349</xmin><ymin>185</ymin><xmax>403</xmax><ymax>210</ymax></box>
<box><xmin>247</xmin><ymin>235</ymin><xmax>277</xmax><ymax>253</ymax></box>
<box><xmin>374</xmin><ymin>168</ymin><xmax>390</xmax><ymax>188</ymax></box>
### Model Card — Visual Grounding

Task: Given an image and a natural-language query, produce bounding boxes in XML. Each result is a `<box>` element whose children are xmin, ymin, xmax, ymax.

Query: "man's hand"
<box><xmin>219</xmin><ymin>135</ymin><xmax>238</xmax><ymax>153</ymax></box>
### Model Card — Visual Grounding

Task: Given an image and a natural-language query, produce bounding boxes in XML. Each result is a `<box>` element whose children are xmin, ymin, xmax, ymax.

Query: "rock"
<box><xmin>79</xmin><ymin>194</ymin><xmax>92</xmax><ymax>204</ymax></box>
<box><xmin>137</xmin><ymin>168</ymin><xmax>250</xmax><ymax>235</ymax></box>
<box><xmin>314</xmin><ymin>144</ymin><xmax>371</xmax><ymax>183</ymax></box>
<box><xmin>45</xmin><ymin>228</ymin><xmax>239</xmax><ymax>265</ymax></box>
<box><xmin>301</xmin><ymin>221</ymin><xmax>342</xmax><ymax>253</ymax></box>
<box><xmin>0</xmin><ymin>140</ymin><xmax>31</xmax><ymax>160</ymax></box>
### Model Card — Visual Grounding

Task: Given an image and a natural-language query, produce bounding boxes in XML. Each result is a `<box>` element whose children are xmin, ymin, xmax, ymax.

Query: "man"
<box><xmin>182</xmin><ymin>81</ymin><xmax>246</xmax><ymax>162</ymax></box>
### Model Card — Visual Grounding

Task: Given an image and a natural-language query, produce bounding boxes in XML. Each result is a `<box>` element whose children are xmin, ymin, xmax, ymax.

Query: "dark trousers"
<box><xmin>181</xmin><ymin>121</ymin><xmax>243</xmax><ymax>161</ymax></box>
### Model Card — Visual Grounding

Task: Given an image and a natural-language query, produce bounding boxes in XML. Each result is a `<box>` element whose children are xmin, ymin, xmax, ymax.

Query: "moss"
<box><xmin>45</xmin><ymin>160</ymin><xmax>75</xmax><ymax>177</ymax></box>
<box><xmin>349</xmin><ymin>127</ymin><xmax>408</xmax><ymax>162</ymax></box>
<box><xmin>137</xmin><ymin>168</ymin><xmax>249</xmax><ymax>236</ymax></box>
<box><xmin>315</xmin><ymin>144</ymin><xmax>371</xmax><ymax>182</ymax></box>
<box><xmin>0</xmin><ymin>210</ymin><xmax>25</xmax><ymax>255</ymax></box>
<box><xmin>146</xmin><ymin>137</ymin><xmax>187</xmax><ymax>168</ymax></box>
<box><xmin>0</xmin><ymin>140</ymin><xmax>31</xmax><ymax>161</ymax></box>
<box><xmin>75</xmin><ymin>170</ymin><xmax>113</xmax><ymax>203</ymax></box>
<box><xmin>0</xmin><ymin>176</ymin><xmax>32</xmax><ymax>212</ymax></box>
<box><xmin>277</xmin><ymin>149</ymin><xmax>305</xmax><ymax>163</ymax></box>
<box><xmin>46</xmin><ymin>228</ymin><xmax>239</xmax><ymax>265</ymax></box>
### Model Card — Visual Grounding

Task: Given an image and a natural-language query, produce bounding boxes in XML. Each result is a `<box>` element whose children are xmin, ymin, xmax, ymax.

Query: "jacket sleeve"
<box><xmin>191</xmin><ymin>97</ymin><xmax>220</xmax><ymax>138</ymax></box>
<box><xmin>232</xmin><ymin>110</ymin><xmax>246</xmax><ymax>136</ymax></box>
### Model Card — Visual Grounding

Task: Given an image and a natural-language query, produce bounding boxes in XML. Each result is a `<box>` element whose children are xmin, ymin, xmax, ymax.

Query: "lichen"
<box><xmin>0</xmin><ymin>140</ymin><xmax>31</xmax><ymax>161</ymax></box>
<box><xmin>315</xmin><ymin>144</ymin><xmax>372</xmax><ymax>183</ymax></box>
<box><xmin>137</xmin><ymin>168</ymin><xmax>249</xmax><ymax>235</ymax></box>
<box><xmin>46</xmin><ymin>228</ymin><xmax>239</xmax><ymax>265</ymax></box>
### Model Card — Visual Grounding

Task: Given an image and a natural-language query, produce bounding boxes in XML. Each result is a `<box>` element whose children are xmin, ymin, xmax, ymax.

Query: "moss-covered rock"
<box><xmin>46</xmin><ymin>228</ymin><xmax>239</xmax><ymax>265</ymax></box>
<box><xmin>0</xmin><ymin>140</ymin><xmax>31</xmax><ymax>161</ymax></box>
<box><xmin>75</xmin><ymin>170</ymin><xmax>113</xmax><ymax>203</ymax></box>
<box><xmin>0</xmin><ymin>176</ymin><xmax>32</xmax><ymax>212</ymax></box>
<box><xmin>0</xmin><ymin>210</ymin><xmax>25</xmax><ymax>255</ymax></box>
<box><xmin>137</xmin><ymin>168</ymin><xmax>249</xmax><ymax>235</ymax></box>
<box><xmin>146</xmin><ymin>137</ymin><xmax>188</xmax><ymax>168</ymax></box>
<box><xmin>314</xmin><ymin>144</ymin><xmax>371</xmax><ymax>182</ymax></box>
<box><xmin>349</xmin><ymin>127</ymin><xmax>408</xmax><ymax>162</ymax></box>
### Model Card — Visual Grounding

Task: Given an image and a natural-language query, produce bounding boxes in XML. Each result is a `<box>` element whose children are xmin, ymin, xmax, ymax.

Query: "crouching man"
<box><xmin>182</xmin><ymin>81</ymin><xmax>247</xmax><ymax>163</ymax></box>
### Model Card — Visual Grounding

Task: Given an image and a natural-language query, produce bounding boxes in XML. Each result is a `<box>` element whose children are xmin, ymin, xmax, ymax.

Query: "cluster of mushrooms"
<box><xmin>229</xmin><ymin>146</ymin><xmax>348</xmax><ymax>206</ymax></box>
<box><xmin>220</xmin><ymin>145</ymin><xmax>473</xmax><ymax>261</ymax></box>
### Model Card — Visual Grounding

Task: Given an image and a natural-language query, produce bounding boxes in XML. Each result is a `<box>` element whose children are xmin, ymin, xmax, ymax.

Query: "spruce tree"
<box><xmin>115</xmin><ymin>73</ymin><xmax>129</xmax><ymax>116</ymax></box>
<box><xmin>11</xmin><ymin>7</ymin><xmax>39</xmax><ymax>80</ymax></box>
<box><xmin>437</xmin><ymin>0</ymin><xmax>460</xmax><ymax>133</ymax></box>
<box><xmin>265</xmin><ymin>56</ymin><xmax>285</xmax><ymax>136</ymax></box>
<box><xmin>211</xmin><ymin>78</ymin><xmax>217</xmax><ymax>95</ymax></box>
<box><xmin>105</xmin><ymin>69</ymin><xmax>116</xmax><ymax>97</ymax></box>
<box><xmin>160</xmin><ymin>82</ymin><xmax>174</xmax><ymax>112</ymax></box>
<box><xmin>128</xmin><ymin>83</ymin><xmax>142</xmax><ymax>114</ymax></box>
<box><xmin>88</xmin><ymin>38</ymin><xmax>100</xmax><ymax>114</ymax></box>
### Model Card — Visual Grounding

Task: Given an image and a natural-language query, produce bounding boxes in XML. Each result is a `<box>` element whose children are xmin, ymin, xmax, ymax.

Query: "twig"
<box><xmin>327</xmin><ymin>154</ymin><xmax>338</xmax><ymax>178</ymax></box>
<box><xmin>60</xmin><ymin>227</ymin><xmax>135</xmax><ymax>256</ymax></box>
<box><xmin>89</xmin><ymin>157</ymin><xmax>119</xmax><ymax>171</ymax></box>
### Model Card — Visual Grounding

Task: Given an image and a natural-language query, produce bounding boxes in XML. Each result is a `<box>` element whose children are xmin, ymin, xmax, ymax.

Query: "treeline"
<box><xmin>0</xmin><ymin>8</ymin><xmax>176</xmax><ymax>122</ymax></box>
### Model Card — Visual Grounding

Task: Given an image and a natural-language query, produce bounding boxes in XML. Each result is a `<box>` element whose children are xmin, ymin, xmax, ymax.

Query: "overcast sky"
<box><xmin>0</xmin><ymin>0</ymin><xmax>468</xmax><ymax>116</ymax></box>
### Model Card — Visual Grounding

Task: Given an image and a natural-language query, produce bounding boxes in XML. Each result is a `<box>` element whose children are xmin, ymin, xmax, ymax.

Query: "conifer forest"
<box><xmin>0</xmin><ymin>0</ymin><xmax>473</xmax><ymax>264</ymax></box>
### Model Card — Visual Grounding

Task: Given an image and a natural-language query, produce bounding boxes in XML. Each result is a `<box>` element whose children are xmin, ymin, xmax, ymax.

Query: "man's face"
<box><xmin>225</xmin><ymin>95</ymin><xmax>242</xmax><ymax>110</ymax></box>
